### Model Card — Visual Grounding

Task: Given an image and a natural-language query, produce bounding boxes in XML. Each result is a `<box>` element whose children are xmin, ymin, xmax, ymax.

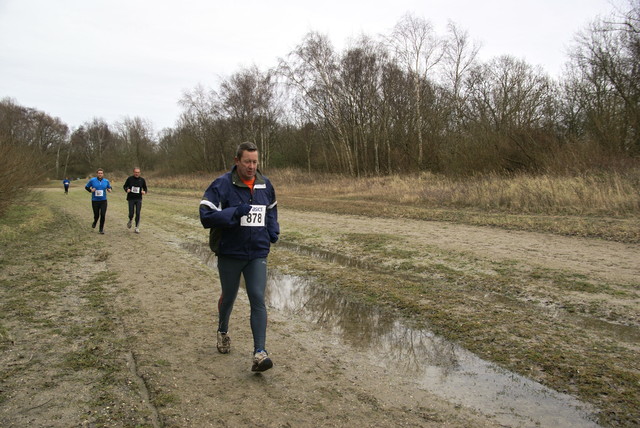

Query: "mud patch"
<box><xmin>184</xmin><ymin>242</ymin><xmax>601</xmax><ymax>428</ymax></box>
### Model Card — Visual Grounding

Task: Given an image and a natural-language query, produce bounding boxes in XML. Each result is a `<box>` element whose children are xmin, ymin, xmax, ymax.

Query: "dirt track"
<box><xmin>2</xmin><ymin>187</ymin><xmax>639</xmax><ymax>427</ymax></box>
<box><xmin>279</xmin><ymin>210</ymin><xmax>640</xmax><ymax>286</ymax></box>
<box><xmin>23</xmin><ymin>188</ymin><xmax>503</xmax><ymax>427</ymax></box>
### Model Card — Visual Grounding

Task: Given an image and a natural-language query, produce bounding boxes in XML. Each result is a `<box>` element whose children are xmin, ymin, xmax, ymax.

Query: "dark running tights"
<box><xmin>91</xmin><ymin>200</ymin><xmax>107</xmax><ymax>230</ymax></box>
<box><xmin>216</xmin><ymin>256</ymin><xmax>268</xmax><ymax>352</ymax></box>
<box><xmin>128</xmin><ymin>199</ymin><xmax>142</xmax><ymax>226</ymax></box>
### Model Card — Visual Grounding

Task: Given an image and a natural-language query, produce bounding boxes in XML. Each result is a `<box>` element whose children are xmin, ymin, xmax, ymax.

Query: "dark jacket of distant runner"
<box><xmin>199</xmin><ymin>166</ymin><xmax>279</xmax><ymax>260</ymax></box>
<box><xmin>122</xmin><ymin>176</ymin><xmax>147</xmax><ymax>201</ymax></box>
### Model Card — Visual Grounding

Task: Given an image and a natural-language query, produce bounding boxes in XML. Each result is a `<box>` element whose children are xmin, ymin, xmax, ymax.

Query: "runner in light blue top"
<box><xmin>62</xmin><ymin>177</ymin><xmax>70</xmax><ymax>194</ymax></box>
<box><xmin>85</xmin><ymin>168</ymin><xmax>112</xmax><ymax>233</ymax></box>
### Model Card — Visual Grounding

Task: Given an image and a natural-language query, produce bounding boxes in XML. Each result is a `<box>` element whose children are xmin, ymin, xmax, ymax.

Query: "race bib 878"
<box><xmin>240</xmin><ymin>205</ymin><xmax>266</xmax><ymax>227</ymax></box>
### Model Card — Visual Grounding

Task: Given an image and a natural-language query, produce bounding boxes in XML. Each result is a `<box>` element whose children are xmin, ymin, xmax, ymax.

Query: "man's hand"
<box><xmin>235</xmin><ymin>204</ymin><xmax>252</xmax><ymax>218</ymax></box>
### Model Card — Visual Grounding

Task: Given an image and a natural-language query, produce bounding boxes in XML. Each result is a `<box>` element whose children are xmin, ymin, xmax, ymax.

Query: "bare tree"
<box><xmin>178</xmin><ymin>85</ymin><xmax>226</xmax><ymax>171</ymax></box>
<box><xmin>339</xmin><ymin>36</ymin><xmax>390</xmax><ymax>175</ymax></box>
<box><xmin>567</xmin><ymin>1</ymin><xmax>640</xmax><ymax>154</ymax></box>
<box><xmin>74</xmin><ymin>118</ymin><xmax>112</xmax><ymax>169</ymax></box>
<box><xmin>114</xmin><ymin>117</ymin><xmax>156</xmax><ymax>170</ymax></box>
<box><xmin>388</xmin><ymin>13</ymin><xmax>444</xmax><ymax>166</ymax></box>
<box><xmin>219</xmin><ymin>66</ymin><xmax>280</xmax><ymax>168</ymax></box>
<box><xmin>379</xmin><ymin>61</ymin><xmax>413</xmax><ymax>173</ymax></box>
<box><xmin>441</xmin><ymin>21</ymin><xmax>481</xmax><ymax>130</ymax></box>
<box><xmin>279</xmin><ymin>32</ymin><xmax>356</xmax><ymax>174</ymax></box>
<box><xmin>464</xmin><ymin>56</ymin><xmax>556</xmax><ymax>170</ymax></box>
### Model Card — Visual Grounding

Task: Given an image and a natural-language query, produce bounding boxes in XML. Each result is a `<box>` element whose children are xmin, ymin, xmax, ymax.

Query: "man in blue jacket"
<box><xmin>199</xmin><ymin>142</ymin><xmax>279</xmax><ymax>372</ymax></box>
<box><xmin>85</xmin><ymin>168</ymin><xmax>112</xmax><ymax>234</ymax></box>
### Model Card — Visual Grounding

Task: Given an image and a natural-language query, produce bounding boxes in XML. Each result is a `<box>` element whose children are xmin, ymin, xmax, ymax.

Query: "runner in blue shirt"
<box><xmin>85</xmin><ymin>168</ymin><xmax>112</xmax><ymax>234</ymax></box>
<box><xmin>62</xmin><ymin>177</ymin><xmax>70</xmax><ymax>194</ymax></box>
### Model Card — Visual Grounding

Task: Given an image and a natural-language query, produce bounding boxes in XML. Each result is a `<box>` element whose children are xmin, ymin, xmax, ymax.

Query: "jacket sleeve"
<box><xmin>85</xmin><ymin>179</ymin><xmax>93</xmax><ymax>192</ymax></box>
<box><xmin>199</xmin><ymin>179</ymin><xmax>241</xmax><ymax>229</ymax></box>
<box><xmin>142</xmin><ymin>178</ymin><xmax>148</xmax><ymax>193</ymax></box>
<box><xmin>122</xmin><ymin>177</ymin><xmax>130</xmax><ymax>192</ymax></box>
<box><xmin>266</xmin><ymin>182</ymin><xmax>279</xmax><ymax>238</ymax></box>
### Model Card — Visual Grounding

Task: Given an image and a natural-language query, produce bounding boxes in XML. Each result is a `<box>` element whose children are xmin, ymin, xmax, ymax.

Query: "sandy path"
<box><xmin>50</xmin><ymin>189</ymin><xmax>501</xmax><ymax>427</ymax></box>
<box><xmin>39</xmin><ymin>187</ymin><xmax>639</xmax><ymax>427</ymax></box>
<box><xmin>6</xmin><ymin>187</ymin><xmax>637</xmax><ymax>427</ymax></box>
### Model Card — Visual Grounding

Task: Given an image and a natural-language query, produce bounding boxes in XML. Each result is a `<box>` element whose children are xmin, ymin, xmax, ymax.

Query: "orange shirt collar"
<box><xmin>240</xmin><ymin>176</ymin><xmax>255</xmax><ymax>192</ymax></box>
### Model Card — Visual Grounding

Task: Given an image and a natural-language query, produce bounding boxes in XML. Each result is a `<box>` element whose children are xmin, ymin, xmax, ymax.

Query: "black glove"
<box><xmin>269</xmin><ymin>232</ymin><xmax>279</xmax><ymax>243</ymax></box>
<box><xmin>235</xmin><ymin>204</ymin><xmax>252</xmax><ymax>218</ymax></box>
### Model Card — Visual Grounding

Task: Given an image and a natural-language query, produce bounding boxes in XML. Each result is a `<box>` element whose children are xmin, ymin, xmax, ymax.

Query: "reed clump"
<box><xmin>0</xmin><ymin>145</ymin><xmax>47</xmax><ymax>216</ymax></box>
<box><xmin>149</xmin><ymin>173</ymin><xmax>215</xmax><ymax>191</ymax></box>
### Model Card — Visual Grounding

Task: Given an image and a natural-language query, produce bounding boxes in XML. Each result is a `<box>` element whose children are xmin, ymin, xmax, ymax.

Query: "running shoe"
<box><xmin>99</xmin><ymin>230</ymin><xmax>105</xmax><ymax>234</ymax></box>
<box><xmin>217</xmin><ymin>331</ymin><xmax>230</xmax><ymax>354</ymax></box>
<box><xmin>92</xmin><ymin>221</ymin><xmax>97</xmax><ymax>229</ymax></box>
<box><xmin>135</xmin><ymin>227</ymin><xmax>140</xmax><ymax>234</ymax></box>
<box><xmin>251</xmin><ymin>350</ymin><xmax>273</xmax><ymax>372</ymax></box>
<box><xmin>127</xmin><ymin>220</ymin><xmax>132</xmax><ymax>229</ymax></box>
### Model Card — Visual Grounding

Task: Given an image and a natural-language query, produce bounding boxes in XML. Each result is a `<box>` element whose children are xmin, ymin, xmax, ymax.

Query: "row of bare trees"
<box><xmin>0</xmin><ymin>99</ymin><xmax>70</xmax><ymax>214</ymax></box>
<box><xmin>277</xmin><ymin>5</ymin><xmax>639</xmax><ymax>175</ymax></box>
<box><xmin>68</xmin><ymin>117</ymin><xmax>156</xmax><ymax>176</ymax></box>
<box><xmin>156</xmin><ymin>66</ymin><xmax>281</xmax><ymax>174</ymax></box>
<box><xmin>567</xmin><ymin>1</ymin><xmax>640</xmax><ymax>156</ymax></box>
<box><xmin>165</xmin><ymin>3</ymin><xmax>639</xmax><ymax>176</ymax></box>
<box><xmin>0</xmin><ymin>98</ymin><xmax>69</xmax><ymax>174</ymax></box>
<box><xmin>1</xmin><ymin>2</ymin><xmax>639</xmax><ymax>186</ymax></box>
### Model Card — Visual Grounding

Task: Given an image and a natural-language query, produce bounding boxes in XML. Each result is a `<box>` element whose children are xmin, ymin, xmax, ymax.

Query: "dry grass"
<box><xmin>145</xmin><ymin>168</ymin><xmax>640</xmax><ymax>243</ymax></box>
<box><xmin>147</xmin><ymin>173</ymin><xmax>217</xmax><ymax>191</ymax></box>
<box><xmin>273</xmin><ymin>169</ymin><xmax>640</xmax><ymax>216</ymax></box>
<box><xmin>151</xmin><ymin>168</ymin><xmax>640</xmax><ymax>216</ymax></box>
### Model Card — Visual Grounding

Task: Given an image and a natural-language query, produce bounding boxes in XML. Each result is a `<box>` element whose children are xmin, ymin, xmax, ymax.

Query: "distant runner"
<box><xmin>122</xmin><ymin>167</ymin><xmax>147</xmax><ymax>234</ymax></box>
<box><xmin>85</xmin><ymin>168</ymin><xmax>112</xmax><ymax>234</ymax></box>
<box><xmin>62</xmin><ymin>177</ymin><xmax>70</xmax><ymax>194</ymax></box>
<box><xmin>199</xmin><ymin>141</ymin><xmax>279</xmax><ymax>372</ymax></box>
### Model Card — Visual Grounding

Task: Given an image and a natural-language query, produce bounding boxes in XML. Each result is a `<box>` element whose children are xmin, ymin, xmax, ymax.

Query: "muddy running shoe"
<box><xmin>99</xmin><ymin>230</ymin><xmax>105</xmax><ymax>234</ymax></box>
<box><xmin>92</xmin><ymin>221</ymin><xmax>97</xmax><ymax>229</ymax></box>
<box><xmin>251</xmin><ymin>350</ymin><xmax>273</xmax><ymax>372</ymax></box>
<box><xmin>134</xmin><ymin>227</ymin><xmax>140</xmax><ymax>234</ymax></box>
<box><xmin>217</xmin><ymin>331</ymin><xmax>230</xmax><ymax>354</ymax></box>
<box><xmin>127</xmin><ymin>219</ymin><xmax>132</xmax><ymax>229</ymax></box>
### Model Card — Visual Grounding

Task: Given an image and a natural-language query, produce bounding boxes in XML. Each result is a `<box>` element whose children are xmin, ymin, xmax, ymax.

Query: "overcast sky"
<box><xmin>0</xmin><ymin>0</ymin><xmax>621</xmax><ymax>132</ymax></box>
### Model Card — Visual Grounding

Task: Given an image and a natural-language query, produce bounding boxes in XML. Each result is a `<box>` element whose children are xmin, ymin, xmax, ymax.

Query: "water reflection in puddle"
<box><xmin>185</xmin><ymin>242</ymin><xmax>600</xmax><ymax>428</ymax></box>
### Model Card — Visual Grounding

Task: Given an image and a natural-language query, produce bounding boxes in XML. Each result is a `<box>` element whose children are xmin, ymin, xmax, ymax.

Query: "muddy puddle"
<box><xmin>184</xmin><ymin>241</ymin><xmax>601</xmax><ymax>428</ymax></box>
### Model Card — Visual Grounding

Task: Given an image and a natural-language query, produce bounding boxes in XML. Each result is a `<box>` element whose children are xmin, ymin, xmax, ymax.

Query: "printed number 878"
<box><xmin>246</xmin><ymin>213</ymin><xmax>263</xmax><ymax>224</ymax></box>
